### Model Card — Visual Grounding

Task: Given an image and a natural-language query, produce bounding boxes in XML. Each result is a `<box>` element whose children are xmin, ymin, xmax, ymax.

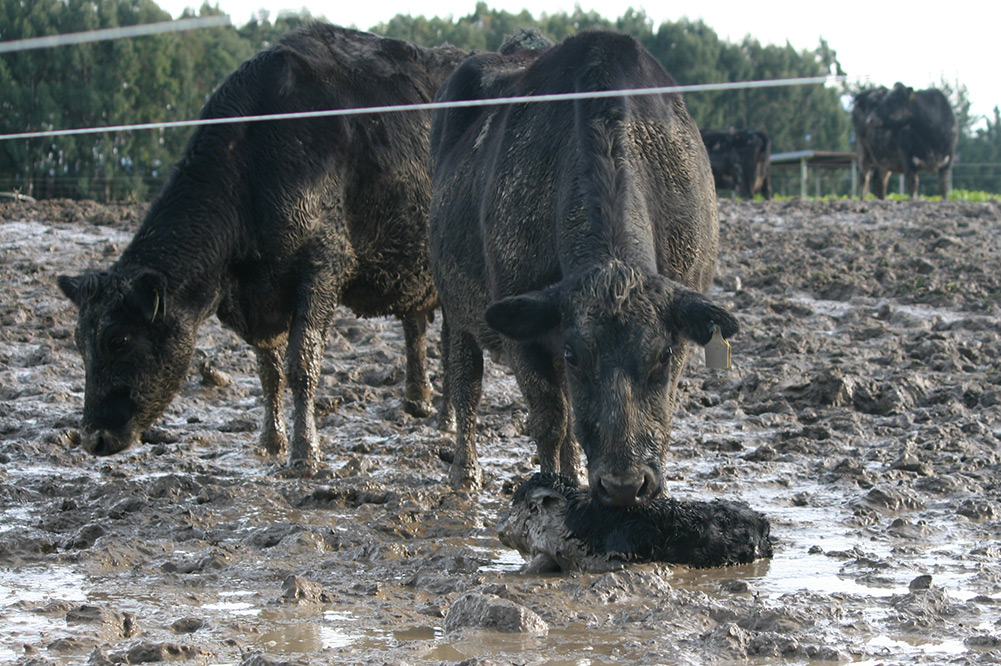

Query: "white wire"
<box><xmin>0</xmin><ymin>17</ymin><xmax>232</xmax><ymax>54</ymax></box>
<box><xmin>0</xmin><ymin>75</ymin><xmax>843</xmax><ymax>142</ymax></box>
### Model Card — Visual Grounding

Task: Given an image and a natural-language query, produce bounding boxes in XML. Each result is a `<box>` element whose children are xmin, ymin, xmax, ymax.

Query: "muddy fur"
<box><xmin>430</xmin><ymin>31</ymin><xmax>735</xmax><ymax>500</ymax></box>
<box><xmin>57</xmin><ymin>24</ymin><xmax>468</xmax><ymax>466</ymax></box>
<box><xmin>499</xmin><ymin>473</ymin><xmax>773</xmax><ymax>572</ymax></box>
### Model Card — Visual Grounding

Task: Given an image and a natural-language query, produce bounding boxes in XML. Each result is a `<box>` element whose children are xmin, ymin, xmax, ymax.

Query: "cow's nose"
<box><xmin>594</xmin><ymin>470</ymin><xmax>660</xmax><ymax>507</ymax></box>
<box><xmin>84</xmin><ymin>429</ymin><xmax>124</xmax><ymax>456</ymax></box>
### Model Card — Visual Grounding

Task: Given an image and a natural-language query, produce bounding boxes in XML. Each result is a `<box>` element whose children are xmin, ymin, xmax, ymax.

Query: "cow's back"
<box><xmin>141</xmin><ymin>24</ymin><xmax>465</xmax><ymax>330</ymax></box>
<box><xmin>233</xmin><ymin>25</ymin><xmax>464</xmax><ymax>317</ymax></box>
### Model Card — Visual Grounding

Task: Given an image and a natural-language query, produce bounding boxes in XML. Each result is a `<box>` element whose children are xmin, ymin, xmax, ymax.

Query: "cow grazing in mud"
<box><xmin>58</xmin><ymin>24</ymin><xmax>467</xmax><ymax>469</ymax></box>
<box><xmin>853</xmin><ymin>83</ymin><xmax>958</xmax><ymax>199</ymax></box>
<box><xmin>700</xmin><ymin>129</ymin><xmax>772</xmax><ymax>199</ymax></box>
<box><xmin>429</xmin><ymin>31</ymin><xmax>738</xmax><ymax>505</ymax></box>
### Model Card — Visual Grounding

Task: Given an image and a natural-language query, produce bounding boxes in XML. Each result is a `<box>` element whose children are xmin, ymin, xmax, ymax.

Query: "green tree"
<box><xmin>0</xmin><ymin>0</ymin><xmax>252</xmax><ymax>200</ymax></box>
<box><xmin>956</xmin><ymin>107</ymin><xmax>1001</xmax><ymax>192</ymax></box>
<box><xmin>6</xmin><ymin>1</ymin><xmax>990</xmax><ymax>200</ymax></box>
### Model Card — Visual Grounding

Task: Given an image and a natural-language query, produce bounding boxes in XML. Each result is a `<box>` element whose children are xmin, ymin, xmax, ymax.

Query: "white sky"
<box><xmin>161</xmin><ymin>0</ymin><xmax>999</xmax><ymax>129</ymax></box>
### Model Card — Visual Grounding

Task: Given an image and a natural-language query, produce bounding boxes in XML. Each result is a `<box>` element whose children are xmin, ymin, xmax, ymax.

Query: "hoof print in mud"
<box><xmin>498</xmin><ymin>472</ymin><xmax>773</xmax><ymax>572</ymax></box>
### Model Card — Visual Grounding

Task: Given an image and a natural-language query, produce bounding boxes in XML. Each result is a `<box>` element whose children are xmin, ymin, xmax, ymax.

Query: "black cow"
<box><xmin>853</xmin><ymin>83</ymin><xmax>958</xmax><ymax>199</ymax></box>
<box><xmin>700</xmin><ymin>129</ymin><xmax>772</xmax><ymax>199</ymax></box>
<box><xmin>429</xmin><ymin>31</ymin><xmax>738</xmax><ymax>505</ymax></box>
<box><xmin>58</xmin><ymin>24</ymin><xmax>467</xmax><ymax>469</ymax></box>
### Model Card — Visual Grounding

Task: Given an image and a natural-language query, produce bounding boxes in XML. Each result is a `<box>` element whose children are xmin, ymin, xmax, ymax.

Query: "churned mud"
<box><xmin>1</xmin><ymin>197</ymin><xmax>1000</xmax><ymax>665</ymax></box>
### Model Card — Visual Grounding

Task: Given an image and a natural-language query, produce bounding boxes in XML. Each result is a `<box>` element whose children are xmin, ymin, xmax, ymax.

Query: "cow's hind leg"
<box><xmin>285</xmin><ymin>316</ymin><xmax>328</xmax><ymax>469</ymax></box>
<box><xmin>400</xmin><ymin>311</ymin><xmax>434</xmax><ymax>417</ymax></box>
<box><xmin>938</xmin><ymin>165</ymin><xmax>952</xmax><ymax>198</ymax></box>
<box><xmin>905</xmin><ymin>170</ymin><xmax>920</xmax><ymax>198</ymax></box>
<box><xmin>254</xmin><ymin>344</ymin><xmax>289</xmax><ymax>456</ymax></box>
<box><xmin>859</xmin><ymin>166</ymin><xmax>871</xmax><ymax>200</ymax></box>
<box><xmin>447</xmin><ymin>326</ymin><xmax>484</xmax><ymax>490</ymax></box>
<box><xmin>873</xmin><ymin>169</ymin><xmax>890</xmax><ymax>200</ymax></box>
<box><xmin>284</xmin><ymin>249</ymin><xmax>348</xmax><ymax>471</ymax></box>
<box><xmin>437</xmin><ymin>315</ymin><xmax>456</xmax><ymax>432</ymax></box>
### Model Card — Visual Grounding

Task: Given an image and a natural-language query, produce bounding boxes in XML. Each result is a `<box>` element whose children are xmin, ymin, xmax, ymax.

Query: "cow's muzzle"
<box><xmin>592</xmin><ymin>466</ymin><xmax>662</xmax><ymax>507</ymax></box>
<box><xmin>81</xmin><ymin>428</ymin><xmax>136</xmax><ymax>456</ymax></box>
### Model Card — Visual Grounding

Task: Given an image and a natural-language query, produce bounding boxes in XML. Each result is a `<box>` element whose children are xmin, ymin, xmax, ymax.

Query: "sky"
<box><xmin>160</xmin><ymin>0</ymin><xmax>999</xmax><ymax>129</ymax></box>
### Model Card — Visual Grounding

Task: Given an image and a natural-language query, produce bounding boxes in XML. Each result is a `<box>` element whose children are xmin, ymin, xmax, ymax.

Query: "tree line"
<box><xmin>1</xmin><ymin>0</ymin><xmax>997</xmax><ymax>201</ymax></box>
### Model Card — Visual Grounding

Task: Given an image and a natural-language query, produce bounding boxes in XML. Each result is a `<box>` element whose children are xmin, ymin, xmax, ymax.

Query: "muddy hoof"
<box><xmin>403</xmin><ymin>398</ymin><xmax>434</xmax><ymax>418</ymax></box>
<box><xmin>449</xmin><ymin>462</ymin><xmax>483</xmax><ymax>492</ymax></box>
<box><xmin>260</xmin><ymin>432</ymin><xmax>289</xmax><ymax>457</ymax></box>
<box><xmin>437</xmin><ymin>410</ymin><xmax>456</xmax><ymax>433</ymax></box>
<box><xmin>276</xmin><ymin>458</ymin><xmax>323</xmax><ymax>479</ymax></box>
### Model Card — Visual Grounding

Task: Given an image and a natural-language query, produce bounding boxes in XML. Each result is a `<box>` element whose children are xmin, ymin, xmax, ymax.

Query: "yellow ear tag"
<box><xmin>704</xmin><ymin>324</ymin><xmax>732</xmax><ymax>370</ymax></box>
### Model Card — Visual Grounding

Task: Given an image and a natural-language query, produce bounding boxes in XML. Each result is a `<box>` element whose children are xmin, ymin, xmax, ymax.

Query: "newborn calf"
<box><xmin>498</xmin><ymin>473</ymin><xmax>773</xmax><ymax>573</ymax></box>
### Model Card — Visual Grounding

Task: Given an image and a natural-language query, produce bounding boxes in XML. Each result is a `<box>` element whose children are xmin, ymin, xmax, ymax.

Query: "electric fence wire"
<box><xmin>0</xmin><ymin>76</ymin><xmax>845</xmax><ymax>143</ymax></box>
<box><xmin>0</xmin><ymin>16</ymin><xmax>232</xmax><ymax>54</ymax></box>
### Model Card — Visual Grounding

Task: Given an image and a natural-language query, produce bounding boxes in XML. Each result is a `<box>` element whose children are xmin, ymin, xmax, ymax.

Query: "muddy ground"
<box><xmin>2</xmin><ymin>197</ymin><xmax>1001</xmax><ymax>665</ymax></box>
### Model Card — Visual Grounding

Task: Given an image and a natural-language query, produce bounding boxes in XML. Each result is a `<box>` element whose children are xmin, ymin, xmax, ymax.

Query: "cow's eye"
<box><xmin>649</xmin><ymin>345</ymin><xmax>673</xmax><ymax>381</ymax></box>
<box><xmin>563</xmin><ymin>345</ymin><xmax>579</xmax><ymax>369</ymax></box>
<box><xmin>658</xmin><ymin>346</ymin><xmax>674</xmax><ymax>366</ymax></box>
<box><xmin>107</xmin><ymin>334</ymin><xmax>131</xmax><ymax>354</ymax></box>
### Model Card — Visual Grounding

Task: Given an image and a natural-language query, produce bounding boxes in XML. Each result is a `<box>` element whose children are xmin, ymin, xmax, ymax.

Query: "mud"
<box><xmin>1</xmin><ymin>197</ymin><xmax>1000</xmax><ymax>665</ymax></box>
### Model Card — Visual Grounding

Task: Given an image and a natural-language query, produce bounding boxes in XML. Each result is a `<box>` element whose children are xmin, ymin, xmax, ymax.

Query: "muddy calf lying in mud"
<box><xmin>498</xmin><ymin>473</ymin><xmax>773</xmax><ymax>573</ymax></box>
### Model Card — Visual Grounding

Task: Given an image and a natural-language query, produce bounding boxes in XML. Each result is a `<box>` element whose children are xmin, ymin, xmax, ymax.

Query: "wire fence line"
<box><xmin>0</xmin><ymin>75</ymin><xmax>844</xmax><ymax>143</ymax></box>
<box><xmin>0</xmin><ymin>16</ymin><xmax>232</xmax><ymax>54</ymax></box>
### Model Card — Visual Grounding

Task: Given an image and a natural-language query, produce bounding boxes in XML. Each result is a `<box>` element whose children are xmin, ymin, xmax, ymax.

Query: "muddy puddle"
<box><xmin>2</xmin><ymin>198</ymin><xmax>1001</xmax><ymax>664</ymax></box>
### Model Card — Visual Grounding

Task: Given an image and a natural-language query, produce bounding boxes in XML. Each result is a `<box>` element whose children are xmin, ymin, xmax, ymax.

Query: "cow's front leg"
<box><xmin>400</xmin><ymin>311</ymin><xmax>434</xmax><ymax>418</ymax></box>
<box><xmin>254</xmin><ymin>344</ymin><xmax>288</xmax><ymax>456</ymax></box>
<box><xmin>447</xmin><ymin>327</ymin><xmax>483</xmax><ymax>490</ymax></box>
<box><xmin>558</xmin><ymin>433</ymin><xmax>583</xmax><ymax>484</ymax></box>
<box><xmin>510</xmin><ymin>342</ymin><xmax>577</xmax><ymax>479</ymax></box>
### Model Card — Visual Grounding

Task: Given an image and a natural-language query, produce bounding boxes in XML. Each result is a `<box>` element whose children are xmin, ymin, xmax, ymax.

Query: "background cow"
<box><xmin>853</xmin><ymin>83</ymin><xmax>958</xmax><ymax>199</ymax></box>
<box><xmin>700</xmin><ymin>129</ymin><xmax>772</xmax><ymax>199</ymax></box>
<box><xmin>429</xmin><ymin>31</ymin><xmax>738</xmax><ymax>505</ymax></box>
<box><xmin>58</xmin><ymin>24</ymin><xmax>467</xmax><ymax>470</ymax></box>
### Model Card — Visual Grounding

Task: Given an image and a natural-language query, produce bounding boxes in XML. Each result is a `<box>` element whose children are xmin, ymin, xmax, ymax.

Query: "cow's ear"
<box><xmin>485</xmin><ymin>288</ymin><xmax>561</xmax><ymax>341</ymax></box>
<box><xmin>671</xmin><ymin>290</ymin><xmax>739</xmax><ymax>346</ymax></box>
<box><xmin>529</xmin><ymin>484</ymin><xmax>568</xmax><ymax>514</ymax></box>
<box><xmin>129</xmin><ymin>270</ymin><xmax>168</xmax><ymax>322</ymax></box>
<box><xmin>57</xmin><ymin>274</ymin><xmax>86</xmax><ymax>306</ymax></box>
<box><xmin>58</xmin><ymin>272</ymin><xmax>103</xmax><ymax>307</ymax></box>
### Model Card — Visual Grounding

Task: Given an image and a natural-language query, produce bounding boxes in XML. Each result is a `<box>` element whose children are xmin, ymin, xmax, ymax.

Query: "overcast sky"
<box><xmin>161</xmin><ymin>0</ymin><xmax>999</xmax><ymax>129</ymax></box>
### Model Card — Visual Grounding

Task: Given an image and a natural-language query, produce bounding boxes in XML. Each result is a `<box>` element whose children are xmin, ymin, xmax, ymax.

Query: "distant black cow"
<box><xmin>429</xmin><ymin>31</ymin><xmax>738</xmax><ymax>505</ymax></box>
<box><xmin>58</xmin><ymin>24</ymin><xmax>467</xmax><ymax>469</ymax></box>
<box><xmin>853</xmin><ymin>83</ymin><xmax>958</xmax><ymax>199</ymax></box>
<box><xmin>700</xmin><ymin>129</ymin><xmax>772</xmax><ymax>199</ymax></box>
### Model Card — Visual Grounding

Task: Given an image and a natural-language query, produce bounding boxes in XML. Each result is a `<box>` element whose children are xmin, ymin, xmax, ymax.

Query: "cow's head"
<box><xmin>486</xmin><ymin>261</ymin><xmax>738</xmax><ymax>507</ymax></box>
<box><xmin>58</xmin><ymin>268</ymin><xmax>195</xmax><ymax>455</ymax></box>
